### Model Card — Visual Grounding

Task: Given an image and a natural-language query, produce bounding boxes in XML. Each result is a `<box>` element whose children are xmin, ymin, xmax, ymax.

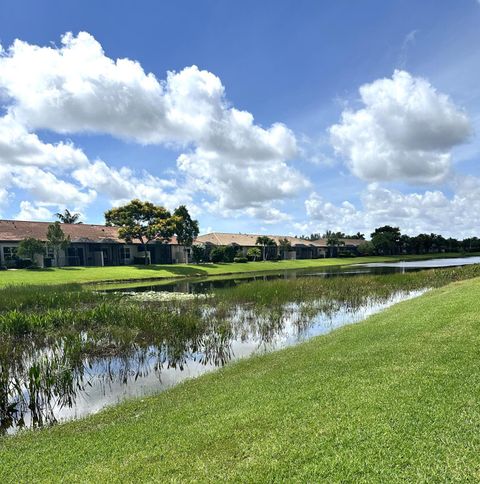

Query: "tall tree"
<box><xmin>47</xmin><ymin>222</ymin><xmax>71</xmax><ymax>267</ymax></box>
<box><xmin>55</xmin><ymin>209</ymin><xmax>82</xmax><ymax>224</ymax></box>
<box><xmin>325</xmin><ymin>231</ymin><xmax>345</xmax><ymax>257</ymax></box>
<box><xmin>370</xmin><ymin>226</ymin><xmax>401</xmax><ymax>255</ymax></box>
<box><xmin>278</xmin><ymin>238</ymin><xmax>292</xmax><ymax>259</ymax></box>
<box><xmin>255</xmin><ymin>236</ymin><xmax>277</xmax><ymax>261</ymax></box>
<box><xmin>173</xmin><ymin>205</ymin><xmax>199</xmax><ymax>264</ymax></box>
<box><xmin>105</xmin><ymin>199</ymin><xmax>176</xmax><ymax>265</ymax></box>
<box><xmin>17</xmin><ymin>238</ymin><xmax>45</xmax><ymax>267</ymax></box>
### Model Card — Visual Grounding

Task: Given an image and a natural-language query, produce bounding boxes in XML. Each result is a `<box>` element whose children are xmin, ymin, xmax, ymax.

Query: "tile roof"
<box><xmin>195</xmin><ymin>232</ymin><xmax>364</xmax><ymax>248</ymax></box>
<box><xmin>0</xmin><ymin>220</ymin><xmax>179</xmax><ymax>245</ymax></box>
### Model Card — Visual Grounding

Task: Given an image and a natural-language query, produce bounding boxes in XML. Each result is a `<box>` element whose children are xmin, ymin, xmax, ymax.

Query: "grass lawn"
<box><xmin>1</xmin><ymin>277</ymin><xmax>480</xmax><ymax>481</ymax></box>
<box><xmin>0</xmin><ymin>252</ymin><xmax>477</xmax><ymax>287</ymax></box>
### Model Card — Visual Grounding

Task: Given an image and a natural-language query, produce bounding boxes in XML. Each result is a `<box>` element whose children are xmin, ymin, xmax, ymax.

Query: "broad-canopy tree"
<box><xmin>370</xmin><ymin>226</ymin><xmax>401</xmax><ymax>255</ymax></box>
<box><xmin>173</xmin><ymin>205</ymin><xmax>199</xmax><ymax>264</ymax></box>
<box><xmin>105</xmin><ymin>200</ymin><xmax>175</xmax><ymax>265</ymax></box>
<box><xmin>17</xmin><ymin>238</ymin><xmax>45</xmax><ymax>267</ymax></box>
<box><xmin>105</xmin><ymin>200</ymin><xmax>198</xmax><ymax>265</ymax></box>
<box><xmin>255</xmin><ymin>236</ymin><xmax>277</xmax><ymax>261</ymax></box>
<box><xmin>47</xmin><ymin>222</ymin><xmax>71</xmax><ymax>267</ymax></box>
<box><xmin>55</xmin><ymin>209</ymin><xmax>82</xmax><ymax>224</ymax></box>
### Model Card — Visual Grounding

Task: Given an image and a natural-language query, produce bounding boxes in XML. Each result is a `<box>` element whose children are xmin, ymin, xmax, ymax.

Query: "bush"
<box><xmin>0</xmin><ymin>265</ymin><xmax>7</xmax><ymax>271</ymax></box>
<box><xmin>210</xmin><ymin>247</ymin><xmax>225</xmax><ymax>263</ymax></box>
<box><xmin>357</xmin><ymin>241</ymin><xmax>375</xmax><ymax>256</ymax></box>
<box><xmin>233</xmin><ymin>257</ymin><xmax>248</xmax><ymax>263</ymax></box>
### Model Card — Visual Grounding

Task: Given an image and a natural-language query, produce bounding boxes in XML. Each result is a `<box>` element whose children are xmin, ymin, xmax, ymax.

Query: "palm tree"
<box><xmin>55</xmin><ymin>209</ymin><xmax>82</xmax><ymax>224</ymax></box>
<box><xmin>255</xmin><ymin>236</ymin><xmax>276</xmax><ymax>261</ymax></box>
<box><xmin>278</xmin><ymin>238</ymin><xmax>292</xmax><ymax>260</ymax></box>
<box><xmin>325</xmin><ymin>230</ymin><xmax>345</xmax><ymax>257</ymax></box>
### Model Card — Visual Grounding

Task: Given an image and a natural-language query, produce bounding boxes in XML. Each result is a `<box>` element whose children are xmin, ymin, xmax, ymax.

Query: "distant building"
<box><xmin>0</xmin><ymin>220</ymin><xmax>188</xmax><ymax>267</ymax></box>
<box><xmin>195</xmin><ymin>232</ymin><xmax>364</xmax><ymax>259</ymax></box>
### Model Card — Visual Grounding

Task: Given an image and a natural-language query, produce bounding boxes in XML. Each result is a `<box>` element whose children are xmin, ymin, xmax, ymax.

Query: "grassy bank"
<box><xmin>2</xmin><ymin>277</ymin><xmax>480</xmax><ymax>481</ymax></box>
<box><xmin>0</xmin><ymin>252</ymin><xmax>478</xmax><ymax>287</ymax></box>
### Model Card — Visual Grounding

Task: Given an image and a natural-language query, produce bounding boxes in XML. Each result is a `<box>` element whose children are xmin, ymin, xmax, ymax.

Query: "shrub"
<box><xmin>210</xmin><ymin>247</ymin><xmax>225</xmax><ymax>263</ymax></box>
<box><xmin>233</xmin><ymin>257</ymin><xmax>248</xmax><ymax>263</ymax></box>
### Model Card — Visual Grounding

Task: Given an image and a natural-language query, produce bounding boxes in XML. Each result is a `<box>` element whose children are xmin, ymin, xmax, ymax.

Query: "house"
<box><xmin>0</xmin><ymin>220</ymin><xmax>188</xmax><ymax>268</ymax></box>
<box><xmin>195</xmin><ymin>233</ymin><xmax>364</xmax><ymax>259</ymax></box>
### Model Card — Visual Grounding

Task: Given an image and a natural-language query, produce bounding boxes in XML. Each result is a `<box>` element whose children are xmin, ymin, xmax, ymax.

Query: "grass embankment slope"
<box><xmin>2</xmin><ymin>277</ymin><xmax>480</xmax><ymax>482</ymax></box>
<box><xmin>0</xmin><ymin>252</ymin><xmax>477</xmax><ymax>287</ymax></box>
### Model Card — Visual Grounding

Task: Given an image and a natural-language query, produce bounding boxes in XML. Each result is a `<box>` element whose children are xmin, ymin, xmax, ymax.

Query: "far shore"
<box><xmin>1</xmin><ymin>252</ymin><xmax>479</xmax><ymax>287</ymax></box>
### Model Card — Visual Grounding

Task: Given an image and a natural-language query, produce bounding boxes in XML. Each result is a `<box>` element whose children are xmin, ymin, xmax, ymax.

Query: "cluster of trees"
<box><xmin>357</xmin><ymin>226</ymin><xmax>480</xmax><ymax>256</ymax></box>
<box><xmin>300</xmin><ymin>231</ymin><xmax>365</xmax><ymax>241</ymax></box>
<box><xmin>105</xmin><ymin>200</ymin><xmax>199</xmax><ymax>264</ymax></box>
<box><xmin>191</xmin><ymin>236</ymin><xmax>291</xmax><ymax>264</ymax></box>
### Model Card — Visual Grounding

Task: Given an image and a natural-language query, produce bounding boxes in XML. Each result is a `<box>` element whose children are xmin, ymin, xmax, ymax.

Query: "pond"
<box><xmin>111</xmin><ymin>256</ymin><xmax>480</xmax><ymax>294</ymax></box>
<box><xmin>2</xmin><ymin>256</ymin><xmax>479</xmax><ymax>435</ymax></box>
<box><xmin>1</xmin><ymin>288</ymin><xmax>426</xmax><ymax>434</ymax></box>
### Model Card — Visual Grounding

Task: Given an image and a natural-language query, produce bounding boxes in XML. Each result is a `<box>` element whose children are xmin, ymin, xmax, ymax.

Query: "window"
<box><xmin>3</xmin><ymin>246</ymin><xmax>18</xmax><ymax>262</ymax></box>
<box><xmin>120</xmin><ymin>247</ymin><xmax>131</xmax><ymax>260</ymax></box>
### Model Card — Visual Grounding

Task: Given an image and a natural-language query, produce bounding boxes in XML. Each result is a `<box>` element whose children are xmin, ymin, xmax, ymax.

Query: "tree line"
<box><xmin>355</xmin><ymin>226</ymin><xmax>479</xmax><ymax>256</ymax></box>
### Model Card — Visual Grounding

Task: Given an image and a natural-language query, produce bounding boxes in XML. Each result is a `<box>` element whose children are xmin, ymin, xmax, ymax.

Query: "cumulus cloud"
<box><xmin>330</xmin><ymin>70</ymin><xmax>471</xmax><ymax>184</ymax></box>
<box><xmin>15</xmin><ymin>201</ymin><xmax>52</xmax><ymax>221</ymax></box>
<box><xmin>72</xmin><ymin>160</ymin><xmax>196</xmax><ymax>212</ymax></box>
<box><xmin>0</xmin><ymin>32</ymin><xmax>306</xmax><ymax>214</ymax></box>
<box><xmin>302</xmin><ymin>179</ymin><xmax>480</xmax><ymax>238</ymax></box>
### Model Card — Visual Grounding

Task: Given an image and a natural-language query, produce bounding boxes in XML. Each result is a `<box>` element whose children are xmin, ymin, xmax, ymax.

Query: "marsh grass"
<box><xmin>210</xmin><ymin>264</ymin><xmax>480</xmax><ymax>307</ymax></box>
<box><xmin>0</xmin><ymin>284</ymin><xmax>107</xmax><ymax>312</ymax></box>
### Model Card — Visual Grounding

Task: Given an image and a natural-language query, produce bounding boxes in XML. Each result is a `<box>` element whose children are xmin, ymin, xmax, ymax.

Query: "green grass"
<box><xmin>1</xmin><ymin>277</ymin><xmax>480</xmax><ymax>481</ymax></box>
<box><xmin>1</xmin><ymin>252</ymin><xmax>478</xmax><ymax>287</ymax></box>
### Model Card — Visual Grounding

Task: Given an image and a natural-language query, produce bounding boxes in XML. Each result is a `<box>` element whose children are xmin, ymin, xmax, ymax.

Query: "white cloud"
<box><xmin>72</xmin><ymin>160</ymin><xmax>195</xmax><ymax>212</ymax></box>
<box><xmin>15</xmin><ymin>201</ymin><xmax>52</xmax><ymax>221</ymax></box>
<box><xmin>302</xmin><ymin>178</ymin><xmax>480</xmax><ymax>238</ymax></box>
<box><xmin>0</xmin><ymin>32</ymin><xmax>307</xmax><ymax>214</ymax></box>
<box><xmin>0</xmin><ymin>114</ymin><xmax>89</xmax><ymax>169</ymax></box>
<box><xmin>330</xmin><ymin>70</ymin><xmax>471</xmax><ymax>184</ymax></box>
<box><xmin>244</xmin><ymin>206</ymin><xmax>292</xmax><ymax>225</ymax></box>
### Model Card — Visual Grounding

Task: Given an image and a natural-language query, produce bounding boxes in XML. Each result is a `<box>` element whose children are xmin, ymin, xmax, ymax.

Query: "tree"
<box><xmin>210</xmin><ymin>247</ymin><xmax>225</xmax><ymax>263</ymax></box>
<box><xmin>357</xmin><ymin>241</ymin><xmax>375</xmax><ymax>256</ymax></box>
<box><xmin>255</xmin><ymin>236</ymin><xmax>277</xmax><ymax>261</ymax></box>
<box><xmin>55</xmin><ymin>209</ymin><xmax>82</xmax><ymax>224</ymax></box>
<box><xmin>17</xmin><ymin>238</ymin><xmax>45</xmax><ymax>267</ymax></box>
<box><xmin>325</xmin><ymin>230</ymin><xmax>345</xmax><ymax>257</ymax></box>
<box><xmin>191</xmin><ymin>245</ymin><xmax>207</xmax><ymax>264</ymax></box>
<box><xmin>247</xmin><ymin>247</ymin><xmax>261</xmax><ymax>261</ymax></box>
<box><xmin>47</xmin><ymin>222</ymin><xmax>71</xmax><ymax>267</ymax></box>
<box><xmin>370</xmin><ymin>226</ymin><xmax>401</xmax><ymax>255</ymax></box>
<box><xmin>173</xmin><ymin>205</ymin><xmax>199</xmax><ymax>264</ymax></box>
<box><xmin>105</xmin><ymin>200</ymin><xmax>176</xmax><ymax>265</ymax></box>
<box><xmin>278</xmin><ymin>238</ymin><xmax>292</xmax><ymax>259</ymax></box>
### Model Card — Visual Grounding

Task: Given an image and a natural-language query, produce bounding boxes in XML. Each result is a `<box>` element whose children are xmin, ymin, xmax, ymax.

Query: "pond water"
<box><xmin>1</xmin><ymin>289</ymin><xmax>426</xmax><ymax>434</ymax></box>
<box><xmin>113</xmin><ymin>256</ymin><xmax>480</xmax><ymax>294</ymax></box>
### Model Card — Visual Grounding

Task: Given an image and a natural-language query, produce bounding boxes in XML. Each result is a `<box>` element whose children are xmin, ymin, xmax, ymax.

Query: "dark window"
<box><xmin>3</xmin><ymin>246</ymin><xmax>17</xmax><ymax>261</ymax></box>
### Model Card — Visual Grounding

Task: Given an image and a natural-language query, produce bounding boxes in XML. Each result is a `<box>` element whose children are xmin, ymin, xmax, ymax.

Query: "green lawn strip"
<box><xmin>1</xmin><ymin>252</ymin><xmax>478</xmax><ymax>287</ymax></box>
<box><xmin>1</xmin><ymin>277</ymin><xmax>480</xmax><ymax>482</ymax></box>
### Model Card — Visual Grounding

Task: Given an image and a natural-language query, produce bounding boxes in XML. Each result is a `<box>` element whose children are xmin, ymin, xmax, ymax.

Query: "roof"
<box><xmin>0</xmin><ymin>220</ymin><xmax>179</xmax><ymax>245</ymax></box>
<box><xmin>195</xmin><ymin>232</ymin><xmax>365</xmax><ymax>248</ymax></box>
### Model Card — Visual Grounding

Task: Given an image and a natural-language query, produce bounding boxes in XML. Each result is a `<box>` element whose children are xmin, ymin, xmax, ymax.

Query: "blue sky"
<box><xmin>0</xmin><ymin>0</ymin><xmax>480</xmax><ymax>237</ymax></box>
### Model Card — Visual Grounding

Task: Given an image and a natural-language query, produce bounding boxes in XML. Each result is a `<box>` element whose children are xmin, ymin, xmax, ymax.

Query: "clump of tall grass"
<box><xmin>0</xmin><ymin>284</ymin><xmax>108</xmax><ymax>312</ymax></box>
<box><xmin>210</xmin><ymin>264</ymin><xmax>480</xmax><ymax>307</ymax></box>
